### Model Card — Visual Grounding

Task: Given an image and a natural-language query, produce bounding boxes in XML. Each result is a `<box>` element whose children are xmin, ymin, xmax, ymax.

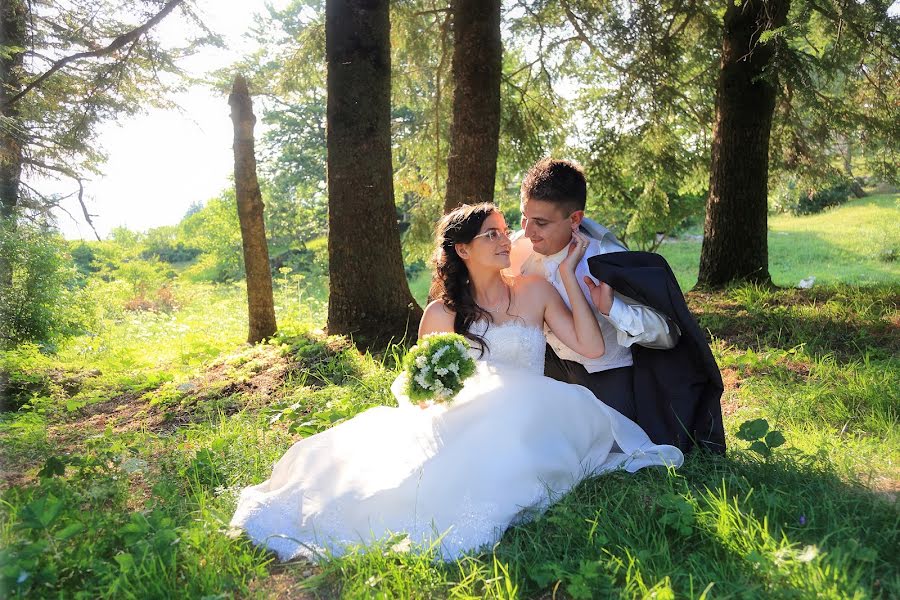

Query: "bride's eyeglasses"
<box><xmin>472</xmin><ymin>228</ymin><xmax>514</xmax><ymax>243</ymax></box>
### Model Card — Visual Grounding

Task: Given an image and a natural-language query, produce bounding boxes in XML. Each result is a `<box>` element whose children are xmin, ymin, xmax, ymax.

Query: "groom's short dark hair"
<box><xmin>520</xmin><ymin>158</ymin><xmax>587</xmax><ymax>214</ymax></box>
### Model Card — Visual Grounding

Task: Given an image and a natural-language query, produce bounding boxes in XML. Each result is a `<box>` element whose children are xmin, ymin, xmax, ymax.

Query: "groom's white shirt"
<box><xmin>514</xmin><ymin>217</ymin><xmax>679</xmax><ymax>373</ymax></box>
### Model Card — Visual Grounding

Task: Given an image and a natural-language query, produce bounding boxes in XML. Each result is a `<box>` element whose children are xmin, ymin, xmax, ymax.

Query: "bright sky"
<box><xmin>53</xmin><ymin>0</ymin><xmax>277</xmax><ymax>240</ymax></box>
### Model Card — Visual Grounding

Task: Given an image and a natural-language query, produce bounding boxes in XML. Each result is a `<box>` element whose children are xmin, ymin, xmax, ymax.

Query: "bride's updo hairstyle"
<box><xmin>430</xmin><ymin>202</ymin><xmax>498</xmax><ymax>353</ymax></box>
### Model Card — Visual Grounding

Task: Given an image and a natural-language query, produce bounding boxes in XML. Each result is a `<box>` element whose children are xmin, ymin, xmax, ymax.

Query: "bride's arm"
<box><xmin>540</xmin><ymin>232</ymin><xmax>606</xmax><ymax>359</ymax></box>
<box><xmin>418</xmin><ymin>300</ymin><xmax>456</xmax><ymax>338</ymax></box>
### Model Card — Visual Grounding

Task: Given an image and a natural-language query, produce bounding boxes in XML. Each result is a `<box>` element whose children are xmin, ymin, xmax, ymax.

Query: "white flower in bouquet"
<box><xmin>403</xmin><ymin>332</ymin><xmax>476</xmax><ymax>403</ymax></box>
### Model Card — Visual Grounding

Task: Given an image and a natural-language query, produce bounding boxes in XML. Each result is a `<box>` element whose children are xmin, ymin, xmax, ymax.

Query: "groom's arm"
<box><xmin>606</xmin><ymin>293</ymin><xmax>680</xmax><ymax>349</ymax></box>
<box><xmin>587</xmin><ymin>277</ymin><xmax>680</xmax><ymax>349</ymax></box>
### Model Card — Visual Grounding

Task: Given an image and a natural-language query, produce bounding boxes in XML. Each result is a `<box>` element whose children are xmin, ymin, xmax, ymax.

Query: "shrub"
<box><xmin>0</xmin><ymin>221</ymin><xmax>95</xmax><ymax>349</ymax></box>
<box><xmin>179</xmin><ymin>194</ymin><xmax>244</xmax><ymax>282</ymax></box>
<box><xmin>123</xmin><ymin>283</ymin><xmax>179</xmax><ymax>313</ymax></box>
<box><xmin>141</xmin><ymin>241</ymin><xmax>201</xmax><ymax>264</ymax></box>
<box><xmin>139</xmin><ymin>225</ymin><xmax>201</xmax><ymax>264</ymax></box>
<box><xmin>69</xmin><ymin>243</ymin><xmax>100</xmax><ymax>280</ymax></box>
<box><xmin>793</xmin><ymin>180</ymin><xmax>853</xmax><ymax>215</ymax></box>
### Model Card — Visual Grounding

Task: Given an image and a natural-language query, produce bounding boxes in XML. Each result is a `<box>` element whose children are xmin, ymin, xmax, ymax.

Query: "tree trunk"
<box><xmin>443</xmin><ymin>0</ymin><xmax>502</xmax><ymax>212</ymax></box>
<box><xmin>843</xmin><ymin>136</ymin><xmax>866</xmax><ymax>198</ymax></box>
<box><xmin>0</xmin><ymin>0</ymin><xmax>25</xmax><ymax>288</ymax></box>
<box><xmin>697</xmin><ymin>0</ymin><xmax>789</xmax><ymax>288</ymax></box>
<box><xmin>229</xmin><ymin>75</ymin><xmax>277</xmax><ymax>343</ymax></box>
<box><xmin>326</xmin><ymin>0</ymin><xmax>422</xmax><ymax>345</ymax></box>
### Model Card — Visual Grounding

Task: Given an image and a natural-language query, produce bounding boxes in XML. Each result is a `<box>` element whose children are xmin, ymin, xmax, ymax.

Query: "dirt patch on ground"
<box><xmin>0</xmin><ymin>468</ymin><xmax>36</xmax><ymax>491</ymax></box>
<box><xmin>869</xmin><ymin>476</ymin><xmax>900</xmax><ymax>504</ymax></box>
<box><xmin>245</xmin><ymin>562</ymin><xmax>320</xmax><ymax>599</ymax></box>
<box><xmin>779</xmin><ymin>359</ymin><xmax>811</xmax><ymax>379</ymax></box>
<box><xmin>60</xmin><ymin>333</ymin><xmax>356</xmax><ymax>437</ymax></box>
<box><xmin>718</xmin><ymin>368</ymin><xmax>743</xmax><ymax>418</ymax></box>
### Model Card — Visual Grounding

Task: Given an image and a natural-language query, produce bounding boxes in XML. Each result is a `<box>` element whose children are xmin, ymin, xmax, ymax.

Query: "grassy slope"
<box><xmin>1</xmin><ymin>197</ymin><xmax>898</xmax><ymax>599</ymax></box>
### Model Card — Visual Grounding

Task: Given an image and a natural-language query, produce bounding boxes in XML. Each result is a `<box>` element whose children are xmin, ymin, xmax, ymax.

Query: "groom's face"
<box><xmin>521</xmin><ymin>199</ymin><xmax>581</xmax><ymax>256</ymax></box>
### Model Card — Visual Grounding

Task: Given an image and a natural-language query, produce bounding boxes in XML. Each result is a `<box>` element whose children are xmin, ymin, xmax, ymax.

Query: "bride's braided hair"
<box><xmin>429</xmin><ymin>202</ymin><xmax>497</xmax><ymax>354</ymax></box>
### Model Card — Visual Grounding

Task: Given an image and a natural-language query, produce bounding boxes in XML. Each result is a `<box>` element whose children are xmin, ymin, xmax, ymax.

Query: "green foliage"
<box><xmin>0</xmin><ymin>342</ymin><xmax>57</xmax><ymax>411</ymax></box>
<box><xmin>771</xmin><ymin>176</ymin><xmax>856</xmax><ymax>216</ymax></box>
<box><xmin>68</xmin><ymin>243</ymin><xmax>100</xmax><ymax>280</ymax></box>
<box><xmin>179</xmin><ymin>193</ymin><xmax>244</xmax><ymax>282</ymax></box>
<box><xmin>792</xmin><ymin>180</ymin><xmax>854</xmax><ymax>216</ymax></box>
<box><xmin>139</xmin><ymin>225</ymin><xmax>201</xmax><ymax>264</ymax></box>
<box><xmin>736</xmin><ymin>418</ymin><xmax>787</xmax><ymax>458</ymax></box>
<box><xmin>0</xmin><ymin>221</ymin><xmax>95</xmax><ymax>349</ymax></box>
<box><xmin>768</xmin><ymin>0</ymin><xmax>900</xmax><ymax>187</ymax></box>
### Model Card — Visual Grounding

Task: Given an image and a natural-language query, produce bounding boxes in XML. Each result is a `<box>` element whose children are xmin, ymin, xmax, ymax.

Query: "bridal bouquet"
<box><xmin>403</xmin><ymin>333</ymin><xmax>476</xmax><ymax>403</ymax></box>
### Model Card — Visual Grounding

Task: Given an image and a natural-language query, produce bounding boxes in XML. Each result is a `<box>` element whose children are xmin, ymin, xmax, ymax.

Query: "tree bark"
<box><xmin>443</xmin><ymin>0</ymin><xmax>502</xmax><ymax>212</ymax></box>
<box><xmin>697</xmin><ymin>0</ymin><xmax>789</xmax><ymax>288</ymax></box>
<box><xmin>326</xmin><ymin>0</ymin><xmax>422</xmax><ymax>345</ymax></box>
<box><xmin>0</xmin><ymin>0</ymin><xmax>25</xmax><ymax>219</ymax></box>
<box><xmin>229</xmin><ymin>75</ymin><xmax>277</xmax><ymax>343</ymax></box>
<box><xmin>0</xmin><ymin>0</ymin><xmax>25</xmax><ymax>289</ymax></box>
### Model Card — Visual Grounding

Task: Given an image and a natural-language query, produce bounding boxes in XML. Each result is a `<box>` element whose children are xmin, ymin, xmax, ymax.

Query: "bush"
<box><xmin>123</xmin><ymin>283</ymin><xmax>179</xmax><ymax>313</ymax></box>
<box><xmin>0</xmin><ymin>221</ymin><xmax>94</xmax><ymax>349</ymax></box>
<box><xmin>139</xmin><ymin>225</ymin><xmax>201</xmax><ymax>264</ymax></box>
<box><xmin>179</xmin><ymin>194</ymin><xmax>244</xmax><ymax>282</ymax></box>
<box><xmin>69</xmin><ymin>243</ymin><xmax>100</xmax><ymax>281</ymax></box>
<box><xmin>141</xmin><ymin>241</ymin><xmax>201</xmax><ymax>264</ymax></box>
<box><xmin>793</xmin><ymin>180</ymin><xmax>854</xmax><ymax>216</ymax></box>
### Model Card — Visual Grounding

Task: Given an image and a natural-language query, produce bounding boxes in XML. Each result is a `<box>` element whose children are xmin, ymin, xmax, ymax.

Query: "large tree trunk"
<box><xmin>325</xmin><ymin>0</ymin><xmax>422</xmax><ymax>345</ymax></box>
<box><xmin>0</xmin><ymin>0</ymin><xmax>25</xmax><ymax>288</ymax></box>
<box><xmin>697</xmin><ymin>0</ymin><xmax>789</xmax><ymax>288</ymax></box>
<box><xmin>229</xmin><ymin>75</ymin><xmax>277</xmax><ymax>343</ymax></box>
<box><xmin>443</xmin><ymin>0</ymin><xmax>502</xmax><ymax>212</ymax></box>
<box><xmin>0</xmin><ymin>0</ymin><xmax>24</xmax><ymax>217</ymax></box>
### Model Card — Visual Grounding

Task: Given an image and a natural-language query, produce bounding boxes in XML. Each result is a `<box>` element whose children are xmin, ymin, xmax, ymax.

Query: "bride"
<box><xmin>230</xmin><ymin>203</ymin><xmax>683</xmax><ymax>561</ymax></box>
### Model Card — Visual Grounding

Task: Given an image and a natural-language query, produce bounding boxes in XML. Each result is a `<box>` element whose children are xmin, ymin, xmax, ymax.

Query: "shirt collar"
<box><xmin>543</xmin><ymin>237</ymin><xmax>576</xmax><ymax>267</ymax></box>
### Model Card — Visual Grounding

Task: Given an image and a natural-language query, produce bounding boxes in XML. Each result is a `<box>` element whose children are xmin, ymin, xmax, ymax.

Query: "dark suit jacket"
<box><xmin>587</xmin><ymin>251</ymin><xmax>726</xmax><ymax>454</ymax></box>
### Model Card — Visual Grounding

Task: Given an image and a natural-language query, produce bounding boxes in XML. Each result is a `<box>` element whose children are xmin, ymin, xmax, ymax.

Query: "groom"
<box><xmin>510</xmin><ymin>158</ymin><xmax>725</xmax><ymax>453</ymax></box>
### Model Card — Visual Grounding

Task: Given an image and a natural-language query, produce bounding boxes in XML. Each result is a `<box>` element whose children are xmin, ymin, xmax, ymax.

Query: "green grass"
<box><xmin>660</xmin><ymin>193</ymin><xmax>900</xmax><ymax>289</ymax></box>
<box><xmin>1</xmin><ymin>203</ymin><xmax>898</xmax><ymax>598</ymax></box>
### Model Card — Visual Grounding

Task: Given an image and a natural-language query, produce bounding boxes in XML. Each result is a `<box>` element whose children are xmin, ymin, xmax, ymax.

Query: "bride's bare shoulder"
<box><xmin>419</xmin><ymin>300</ymin><xmax>456</xmax><ymax>337</ymax></box>
<box><xmin>512</xmin><ymin>274</ymin><xmax>554</xmax><ymax>295</ymax></box>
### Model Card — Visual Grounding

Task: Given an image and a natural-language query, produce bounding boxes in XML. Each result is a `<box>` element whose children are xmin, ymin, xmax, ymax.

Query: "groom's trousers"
<box><xmin>544</xmin><ymin>346</ymin><xmax>636</xmax><ymax>420</ymax></box>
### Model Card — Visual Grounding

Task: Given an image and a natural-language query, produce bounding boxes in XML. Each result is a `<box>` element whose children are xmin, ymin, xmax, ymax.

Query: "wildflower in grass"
<box><xmin>403</xmin><ymin>332</ymin><xmax>476</xmax><ymax>403</ymax></box>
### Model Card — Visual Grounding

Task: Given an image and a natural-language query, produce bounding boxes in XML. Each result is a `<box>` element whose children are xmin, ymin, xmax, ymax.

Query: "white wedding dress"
<box><xmin>230</xmin><ymin>321</ymin><xmax>683</xmax><ymax>561</ymax></box>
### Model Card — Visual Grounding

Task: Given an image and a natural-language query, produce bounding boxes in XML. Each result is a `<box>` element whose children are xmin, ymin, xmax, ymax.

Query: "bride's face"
<box><xmin>457</xmin><ymin>212</ymin><xmax>512</xmax><ymax>271</ymax></box>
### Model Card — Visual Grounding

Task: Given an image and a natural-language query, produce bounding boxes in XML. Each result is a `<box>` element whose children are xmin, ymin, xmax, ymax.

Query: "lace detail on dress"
<box><xmin>467</xmin><ymin>320</ymin><xmax>545</xmax><ymax>374</ymax></box>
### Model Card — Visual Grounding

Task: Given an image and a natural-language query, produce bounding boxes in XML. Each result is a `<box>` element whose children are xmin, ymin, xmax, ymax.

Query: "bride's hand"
<box><xmin>560</xmin><ymin>230</ymin><xmax>590</xmax><ymax>273</ymax></box>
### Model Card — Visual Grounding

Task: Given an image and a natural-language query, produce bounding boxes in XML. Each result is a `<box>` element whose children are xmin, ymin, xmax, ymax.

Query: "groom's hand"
<box><xmin>584</xmin><ymin>276</ymin><xmax>613</xmax><ymax>316</ymax></box>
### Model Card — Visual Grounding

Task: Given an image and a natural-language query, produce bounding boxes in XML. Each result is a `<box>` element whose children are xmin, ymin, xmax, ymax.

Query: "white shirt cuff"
<box><xmin>606</xmin><ymin>296</ymin><xmax>643</xmax><ymax>336</ymax></box>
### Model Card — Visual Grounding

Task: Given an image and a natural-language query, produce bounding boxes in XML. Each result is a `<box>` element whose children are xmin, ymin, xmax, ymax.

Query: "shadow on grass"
<box><xmin>494</xmin><ymin>450</ymin><xmax>898</xmax><ymax>599</ymax></box>
<box><xmin>688</xmin><ymin>286</ymin><xmax>899</xmax><ymax>362</ymax></box>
